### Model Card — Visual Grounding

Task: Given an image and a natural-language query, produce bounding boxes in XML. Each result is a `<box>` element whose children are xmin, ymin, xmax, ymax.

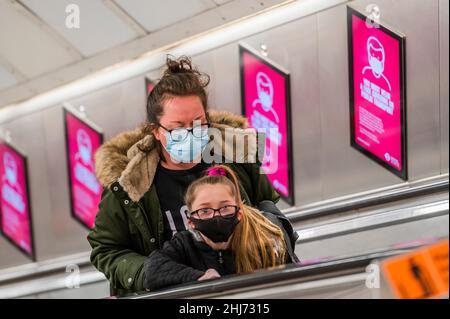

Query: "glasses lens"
<box><xmin>192</xmin><ymin>124</ymin><xmax>209</xmax><ymax>138</ymax></box>
<box><xmin>197</xmin><ymin>208</ymin><xmax>214</xmax><ymax>220</ymax></box>
<box><xmin>171</xmin><ymin>128</ymin><xmax>188</xmax><ymax>142</ymax></box>
<box><xmin>219</xmin><ymin>205</ymin><xmax>237</xmax><ymax>217</ymax></box>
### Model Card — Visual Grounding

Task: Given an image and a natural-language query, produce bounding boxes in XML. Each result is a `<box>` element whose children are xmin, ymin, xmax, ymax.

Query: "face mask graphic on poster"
<box><xmin>251</xmin><ymin>71</ymin><xmax>282</xmax><ymax>168</ymax></box>
<box><xmin>1</xmin><ymin>152</ymin><xmax>26</xmax><ymax>214</ymax></box>
<box><xmin>359</xmin><ymin>33</ymin><xmax>400</xmax><ymax>168</ymax></box>
<box><xmin>361</xmin><ymin>36</ymin><xmax>394</xmax><ymax>114</ymax></box>
<box><xmin>74</xmin><ymin>128</ymin><xmax>101</xmax><ymax>195</ymax></box>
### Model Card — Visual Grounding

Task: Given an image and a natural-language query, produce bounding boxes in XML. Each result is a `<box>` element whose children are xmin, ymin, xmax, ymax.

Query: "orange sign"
<box><xmin>382</xmin><ymin>239</ymin><xmax>449</xmax><ymax>299</ymax></box>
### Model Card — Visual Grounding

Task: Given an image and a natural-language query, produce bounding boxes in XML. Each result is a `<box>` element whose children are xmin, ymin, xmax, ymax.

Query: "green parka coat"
<box><xmin>87</xmin><ymin>111</ymin><xmax>280</xmax><ymax>296</ymax></box>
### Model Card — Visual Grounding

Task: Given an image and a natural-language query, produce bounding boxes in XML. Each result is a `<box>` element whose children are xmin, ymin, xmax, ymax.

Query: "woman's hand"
<box><xmin>197</xmin><ymin>268</ymin><xmax>221</xmax><ymax>281</ymax></box>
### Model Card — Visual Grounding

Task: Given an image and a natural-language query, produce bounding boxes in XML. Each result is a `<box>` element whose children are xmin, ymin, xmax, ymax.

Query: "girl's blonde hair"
<box><xmin>184</xmin><ymin>165</ymin><xmax>287</xmax><ymax>273</ymax></box>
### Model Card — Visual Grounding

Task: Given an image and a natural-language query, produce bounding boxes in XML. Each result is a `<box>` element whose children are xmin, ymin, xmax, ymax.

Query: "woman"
<box><xmin>87</xmin><ymin>56</ymin><xmax>287</xmax><ymax>296</ymax></box>
<box><xmin>143</xmin><ymin>165</ymin><xmax>299</xmax><ymax>291</ymax></box>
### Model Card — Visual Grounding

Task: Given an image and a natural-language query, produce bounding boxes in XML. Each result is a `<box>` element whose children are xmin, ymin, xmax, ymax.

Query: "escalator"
<box><xmin>0</xmin><ymin>174</ymin><xmax>448</xmax><ymax>299</ymax></box>
<box><xmin>124</xmin><ymin>242</ymin><xmax>444</xmax><ymax>299</ymax></box>
<box><xmin>123</xmin><ymin>175</ymin><xmax>449</xmax><ymax>299</ymax></box>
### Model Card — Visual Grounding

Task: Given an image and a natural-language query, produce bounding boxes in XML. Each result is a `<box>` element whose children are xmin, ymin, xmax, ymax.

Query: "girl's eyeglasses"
<box><xmin>190</xmin><ymin>205</ymin><xmax>239</xmax><ymax>220</ymax></box>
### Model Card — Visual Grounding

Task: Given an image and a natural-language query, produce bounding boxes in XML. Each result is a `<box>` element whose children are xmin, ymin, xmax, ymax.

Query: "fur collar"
<box><xmin>94</xmin><ymin>110</ymin><xmax>257</xmax><ymax>202</ymax></box>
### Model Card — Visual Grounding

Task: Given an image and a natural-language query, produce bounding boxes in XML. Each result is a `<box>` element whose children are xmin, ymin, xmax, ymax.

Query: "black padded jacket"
<box><xmin>143</xmin><ymin>201</ymin><xmax>299</xmax><ymax>291</ymax></box>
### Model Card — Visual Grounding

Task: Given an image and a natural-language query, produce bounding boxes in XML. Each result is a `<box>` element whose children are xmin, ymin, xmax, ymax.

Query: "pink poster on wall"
<box><xmin>348</xmin><ymin>7</ymin><xmax>407</xmax><ymax>180</ymax></box>
<box><xmin>64</xmin><ymin>109</ymin><xmax>104</xmax><ymax>229</ymax></box>
<box><xmin>240</xmin><ymin>45</ymin><xmax>295</xmax><ymax>205</ymax></box>
<box><xmin>0</xmin><ymin>142</ymin><xmax>35</xmax><ymax>260</ymax></box>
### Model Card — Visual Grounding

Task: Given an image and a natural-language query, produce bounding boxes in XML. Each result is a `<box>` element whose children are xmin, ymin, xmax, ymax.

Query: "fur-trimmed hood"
<box><xmin>95</xmin><ymin>110</ymin><xmax>257</xmax><ymax>202</ymax></box>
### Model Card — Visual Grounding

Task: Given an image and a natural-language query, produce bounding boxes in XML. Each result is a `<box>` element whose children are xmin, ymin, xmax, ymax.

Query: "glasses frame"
<box><xmin>190</xmin><ymin>205</ymin><xmax>239</xmax><ymax>220</ymax></box>
<box><xmin>158</xmin><ymin>122</ymin><xmax>211</xmax><ymax>142</ymax></box>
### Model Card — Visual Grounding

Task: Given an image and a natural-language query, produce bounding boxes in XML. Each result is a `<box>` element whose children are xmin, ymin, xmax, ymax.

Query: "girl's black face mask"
<box><xmin>190</xmin><ymin>214</ymin><xmax>240</xmax><ymax>243</ymax></box>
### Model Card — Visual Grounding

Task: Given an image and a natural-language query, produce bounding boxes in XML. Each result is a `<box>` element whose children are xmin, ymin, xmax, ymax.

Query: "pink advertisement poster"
<box><xmin>348</xmin><ymin>7</ymin><xmax>407</xmax><ymax>179</ymax></box>
<box><xmin>240</xmin><ymin>46</ymin><xmax>294</xmax><ymax>205</ymax></box>
<box><xmin>65</xmin><ymin>110</ymin><xmax>103</xmax><ymax>229</ymax></box>
<box><xmin>0</xmin><ymin>142</ymin><xmax>34</xmax><ymax>259</ymax></box>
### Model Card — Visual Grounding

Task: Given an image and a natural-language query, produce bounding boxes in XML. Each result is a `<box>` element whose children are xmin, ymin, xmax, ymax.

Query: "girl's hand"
<box><xmin>197</xmin><ymin>268</ymin><xmax>221</xmax><ymax>281</ymax></box>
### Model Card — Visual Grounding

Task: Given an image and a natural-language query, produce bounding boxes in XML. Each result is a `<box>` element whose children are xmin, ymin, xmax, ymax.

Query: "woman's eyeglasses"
<box><xmin>190</xmin><ymin>205</ymin><xmax>239</xmax><ymax>220</ymax></box>
<box><xmin>158</xmin><ymin>123</ymin><xmax>210</xmax><ymax>142</ymax></box>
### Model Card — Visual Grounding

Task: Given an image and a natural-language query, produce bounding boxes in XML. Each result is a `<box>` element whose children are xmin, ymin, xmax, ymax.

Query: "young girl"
<box><xmin>143</xmin><ymin>165</ymin><xmax>299</xmax><ymax>290</ymax></box>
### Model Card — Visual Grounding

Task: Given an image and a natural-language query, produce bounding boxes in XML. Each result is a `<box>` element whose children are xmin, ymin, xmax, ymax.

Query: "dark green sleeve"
<box><xmin>87</xmin><ymin>189</ymin><xmax>146</xmax><ymax>292</ymax></box>
<box><xmin>249</xmin><ymin>162</ymin><xmax>281</xmax><ymax>204</ymax></box>
<box><xmin>234</xmin><ymin>162</ymin><xmax>280</xmax><ymax>206</ymax></box>
<box><xmin>143</xmin><ymin>235</ymin><xmax>204</xmax><ymax>290</ymax></box>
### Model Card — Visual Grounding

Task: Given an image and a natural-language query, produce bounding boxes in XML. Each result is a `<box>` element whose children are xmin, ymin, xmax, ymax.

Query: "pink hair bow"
<box><xmin>206</xmin><ymin>167</ymin><xmax>227</xmax><ymax>176</ymax></box>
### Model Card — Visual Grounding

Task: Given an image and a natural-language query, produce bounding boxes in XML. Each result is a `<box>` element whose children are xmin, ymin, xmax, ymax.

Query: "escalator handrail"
<box><xmin>0</xmin><ymin>252</ymin><xmax>91</xmax><ymax>284</ymax></box>
<box><xmin>123</xmin><ymin>246</ymin><xmax>422</xmax><ymax>299</ymax></box>
<box><xmin>0</xmin><ymin>175</ymin><xmax>447</xmax><ymax>286</ymax></box>
<box><xmin>284</xmin><ymin>175</ymin><xmax>448</xmax><ymax>222</ymax></box>
<box><xmin>294</xmin><ymin>198</ymin><xmax>449</xmax><ymax>243</ymax></box>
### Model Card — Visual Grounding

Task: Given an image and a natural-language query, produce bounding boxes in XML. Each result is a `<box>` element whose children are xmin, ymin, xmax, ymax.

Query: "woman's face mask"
<box><xmin>190</xmin><ymin>214</ymin><xmax>240</xmax><ymax>243</ymax></box>
<box><xmin>163</xmin><ymin>131</ymin><xmax>209</xmax><ymax>163</ymax></box>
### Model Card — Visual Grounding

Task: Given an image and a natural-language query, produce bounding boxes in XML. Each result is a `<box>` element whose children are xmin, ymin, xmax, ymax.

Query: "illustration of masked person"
<box><xmin>2</xmin><ymin>152</ymin><xmax>22</xmax><ymax>193</ymax></box>
<box><xmin>74</xmin><ymin>129</ymin><xmax>100</xmax><ymax>194</ymax></box>
<box><xmin>2</xmin><ymin>152</ymin><xmax>25</xmax><ymax>214</ymax></box>
<box><xmin>75</xmin><ymin>129</ymin><xmax>94</xmax><ymax>170</ymax></box>
<box><xmin>252</xmin><ymin>72</ymin><xmax>280</xmax><ymax>123</ymax></box>
<box><xmin>362</xmin><ymin>36</ymin><xmax>391</xmax><ymax>91</ymax></box>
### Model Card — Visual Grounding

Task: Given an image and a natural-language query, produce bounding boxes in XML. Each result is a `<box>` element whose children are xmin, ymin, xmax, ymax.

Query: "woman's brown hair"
<box><xmin>184</xmin><ymin>165</ymin><xmax>287</xmax><ymax>273</ymax></box>
<box><xmin>146</xmin><ymin>55</ymin><xmax>210</xmax><ymax>126</ymax></box>
<box><xmin>144</xmin><ymin>55</ymin><xmax>210</xmax><ymax>158</ymax></box>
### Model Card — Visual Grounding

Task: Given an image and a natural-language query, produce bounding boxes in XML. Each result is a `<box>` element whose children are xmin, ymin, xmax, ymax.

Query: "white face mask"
<box><xmin>79</xmin><ymin>145</ymin><xmax>91</xmax><ymax>164</ymax></box>
<box><xmin>4</xmin><ymin>154</ymin><xmax>17</xmax><ymax>185</ymax></box>
<box><xmin>76</xmin><ymin>129</ymin><xmax>93</xmax><ymax>165</ymax></box>
<box><xmin>369</xmin><ymin>55</ymin><xmax>384</xmax><ymax>77</ymax></box>
<box><xmin>259</xmin><ymin>90</ymin><xmax>273</xmax><ymax>111</ymax></box>
<box><xmin>163</xmin><ymin>131</ymin><xmax>210</xmax><ymax>163</ymax></box>
<box><xmin>255</xmin><ymin>72</ymin><xmax>274</xmax><ymax>112</ymax></box>
<box><xmin>5</xmin><ymin>166</ymin><xmax>17</xmax><ymax>185</ymax></box>
<box><xmin>367</xmin><ymin>37</ymin><xmax>385</xmax><ymax>77</ymax></box>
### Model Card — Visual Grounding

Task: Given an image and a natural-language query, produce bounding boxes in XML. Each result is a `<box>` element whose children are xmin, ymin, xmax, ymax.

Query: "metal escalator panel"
<box><xmin>0</xmin><ymin>175</ymin><xmax>447</xmax><ymax>299</ymax></box>
<box><xmin>126</xmin><ymin>244</ymin><xmax>440</xmax><ymax>299</ymax></box>
<box><xmin>293</xmin><ymin>195</ymin><xmax>449</xmax><ymax>262</ymax></box>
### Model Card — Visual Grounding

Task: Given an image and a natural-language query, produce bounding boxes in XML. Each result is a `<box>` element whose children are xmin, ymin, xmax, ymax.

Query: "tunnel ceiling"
<box><xmin>0</xmin><ymin>0</ymin><xmax>288</xmax><ymax>109</ymax></box>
